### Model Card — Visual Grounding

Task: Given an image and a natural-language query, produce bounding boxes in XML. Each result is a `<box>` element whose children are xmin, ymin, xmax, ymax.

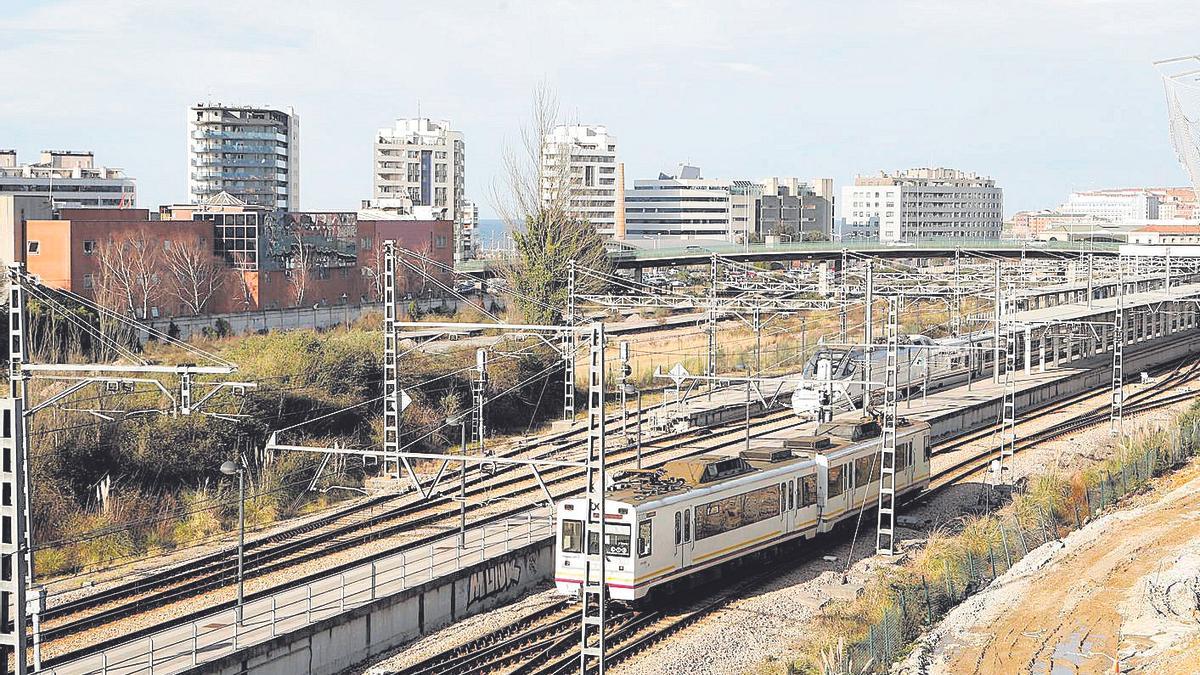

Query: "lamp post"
<box><xmin>220</xmin><ymin>460</ymin><xmax>246</xmax><ymax>625</ymax></box>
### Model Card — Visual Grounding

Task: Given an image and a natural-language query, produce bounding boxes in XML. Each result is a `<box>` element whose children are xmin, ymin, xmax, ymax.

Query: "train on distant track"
<box><xmin>554</xmin><ymin>416</ymin><xmax>931</xmax><ymax>601</ymax></box>
<box><xmin>790</xmin><ymin>331</ymin><xmax>997</xmax><ymax>418</ymax></box>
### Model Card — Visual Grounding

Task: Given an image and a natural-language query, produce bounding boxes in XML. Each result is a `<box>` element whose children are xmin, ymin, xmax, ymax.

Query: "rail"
<box><xmin>41</xmin><ymin>509</ymin><xmax>555</xmax><ymax>675</ymax></box>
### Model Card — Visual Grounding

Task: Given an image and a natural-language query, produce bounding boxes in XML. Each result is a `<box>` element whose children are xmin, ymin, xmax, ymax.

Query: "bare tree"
<box><xmin>492</xmin><ymin>83</ymin><xmax>611</xmax><ymax>324</ymax></box>
<box><xmin>402</xmin><ymin>240</ymin><xmax>437</xmax><ymax>297</ymax></box>
<box><xmin>288</xmin><ymin>230</ymin><xmax>312</xmax><ymax>308</ymax></box>
<box><xmin>163</xmin><ymin>236</ymin><xmax>225</xmax><ymax>315</ymax></box>
<box><xmin>94</xmin><ymin>231</ymin><xmax>163</xmax><ymax>320</ymax></box>
<box><xmin>360</xmin><ymin>242</ymin><xmax>386</xmax><ymax>303</ymax></box>
<box><xmin>228</xmin><ymin>252</ymin><xmax>257</xmax><ymax>311</ymax></box>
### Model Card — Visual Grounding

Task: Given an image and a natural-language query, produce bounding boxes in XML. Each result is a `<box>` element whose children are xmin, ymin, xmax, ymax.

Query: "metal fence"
<box><xmin>44</xmin><ymin>508</ymin><xmax>555</xmax><ymax>675</ymax></box>
<box><xmin>838</xmin><ymin>418</ymin><xmax>1200</xmax><ymax>673</ymax></box>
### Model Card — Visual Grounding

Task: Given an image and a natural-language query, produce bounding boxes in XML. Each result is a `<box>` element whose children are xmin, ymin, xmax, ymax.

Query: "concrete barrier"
<box><xmin>189</xmin><ymin>539</ymin><xmax>554</xmax><ymax>675</ymax></box>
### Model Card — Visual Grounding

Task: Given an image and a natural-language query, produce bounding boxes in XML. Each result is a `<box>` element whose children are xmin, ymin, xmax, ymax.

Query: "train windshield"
<box><xmin>586</xmin><ymin>524</ymin><xmax>633</xmax><ymax>556</ymax></box>
<box><xmin>802</xmin><ymin>350</ymin><xmax>848</xmax><ymax>378</ymax></box>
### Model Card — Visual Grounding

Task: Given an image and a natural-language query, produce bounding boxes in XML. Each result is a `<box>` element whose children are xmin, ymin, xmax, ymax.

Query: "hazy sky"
<box><xmin>3</xmin><ymin>0</ymin><xmax>1199</xmax><ymax>218</ymax></box>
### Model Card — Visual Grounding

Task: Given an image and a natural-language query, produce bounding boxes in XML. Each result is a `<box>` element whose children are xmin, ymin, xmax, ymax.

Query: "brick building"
<box><xmin>21</xmin><ymin>200</ymin><xmax>452</xmax><ymax>320</ymax></box>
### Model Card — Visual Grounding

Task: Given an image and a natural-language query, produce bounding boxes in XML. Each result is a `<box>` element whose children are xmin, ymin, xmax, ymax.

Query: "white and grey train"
<box><xmin>790</xmin><ymin>332</ymin><xmax>997</xmax><ymax>418</ymax></box>
<box><xmin>554</xmin><ymin>416</ymin><xmax>931</xmax><ymax>602</ymax></box>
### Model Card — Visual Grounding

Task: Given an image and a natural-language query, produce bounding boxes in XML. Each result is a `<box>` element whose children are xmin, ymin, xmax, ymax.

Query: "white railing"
<box><xmin>43</xmin><ymin>508</ymin><xmax>555</xmax><ymax>675</ymax></box>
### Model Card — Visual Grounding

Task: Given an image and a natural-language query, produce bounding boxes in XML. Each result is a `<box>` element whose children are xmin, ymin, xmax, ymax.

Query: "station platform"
<box><xmin>43</xmin><ymin>509</ymin><xmax>555</xmax><ymax>675</ymax></box>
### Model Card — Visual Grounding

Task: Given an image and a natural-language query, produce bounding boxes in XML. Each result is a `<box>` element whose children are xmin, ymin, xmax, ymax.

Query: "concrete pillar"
<box><xmin>1038</xmin><ymin>332</ymin><xmax>1046</xmax><ymax>373</ymax></box>
<box><xmin>1024</xmin><ymin>326</ymin><xmax>1032</xmax><ymax>375</ymax></box>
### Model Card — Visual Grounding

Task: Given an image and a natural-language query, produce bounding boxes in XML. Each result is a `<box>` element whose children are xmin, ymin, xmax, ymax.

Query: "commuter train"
<box><xmin>791</xmin><ymin>332</ymin><xmax>997</xmax><ymax>417</ymax></box>
<box><xmin>553</xmin><ymin>416</ymin><xmax>931</xmax><ymax>602</ymax></box>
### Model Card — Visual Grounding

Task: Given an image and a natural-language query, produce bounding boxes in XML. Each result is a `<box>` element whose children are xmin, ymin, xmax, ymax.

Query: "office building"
<box><xmin>842</xmin><ymin>168</ymin><xmax>1003</xmax><ymax>242</ymax></box>
<box><xmin>541</xmin><ymin>125</ymin><xmax>619</xmax><ymax>236</ymax></box>
<box><xmin>759</xmin><ymin>177</ymin><xmax>833</xmax><ymax>241</ymax></box>
<box><xmin>623</xmin><ymin>165</ymin><xmax>753</xmax><ymax>242</ymax></box>
<box><xmin>1059</xmin><ymin>190</ymin><xmax>1159</xmax><ymax>222</ymax></box>
<box><xmin>188</xmin><ymin>103</ymin><xmax>300</xmax><ymax>210</ymax></box>
<box><xmin>0</xmin><ymin>150</ymin><xmax>135</xmax><ymax>209</ymax></box>
<box><xmin>458</xmin><ymin>198</ymin><xmax>479</xmax><ymax>260</ymax></box>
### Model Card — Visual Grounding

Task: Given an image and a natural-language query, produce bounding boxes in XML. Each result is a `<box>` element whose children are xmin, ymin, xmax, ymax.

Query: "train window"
<box><xmin>801</xmin><ymin>475</ymin><xmax>818</xmax><ymax>507</ymax></box>
<box><xmin>779</xmin><ymin>484</ymin><xmax>786</xmax><ymax>513</ymax></box>
<box><xmin>684</xmin><ymin>509</ymin><xmax>692</xmax><ymax>542</ymax></box>
<box><xmin>828</xmin><ymin>465</ymin><xmax>846</xmax><ymax>498</ymax></box>
<box><xmin>561</xmin><ymin>520</ymin><xmax>584</xmax><ymax>553</ymax></box>
<box><xmin>674</xmin><ymin>512</ymin><xmax>682</xmax><ymax>546</ymax></box>
<box><xmin>897</xmin><ymin>442</ymin><xmax>911</xmax><ymax>471</ymax></box>
<box><xmin>854</xmin><ymin>456</ymin><xmax>871</xmax><ymax>488</ymax></box>
<box><xmin>604</xmin><ymin>524</ymin><xmax>632</xmax><ymax>557</ymax></box>
<box><xmin>923</xmin><ymin>437</ymin><xmax>931</xmax><ymax>461</ymax></box>
<box><xmin>695</xmin><ymin>484</ymin><xmax>781</xmax><ymax>540</ymax></box>
<box><xmin>638</xmin><ymin>520</ymin><xmax>653</xmax><ymax>558</ymax></box>
<box><xmin>788</xmin><ymin>481</ymin><xmax>794</xmax><ymax>510</ymax></box>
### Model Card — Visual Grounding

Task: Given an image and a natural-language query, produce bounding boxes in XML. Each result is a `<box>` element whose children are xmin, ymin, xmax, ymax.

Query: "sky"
<box><xmin>2</xmin><ymin>0</ymin><xmax>1199</xmax><ymax>219</ymax></box>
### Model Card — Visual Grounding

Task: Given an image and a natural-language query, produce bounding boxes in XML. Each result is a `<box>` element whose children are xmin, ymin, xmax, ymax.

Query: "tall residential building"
<box><xmin>0</xmin><ymin>150</ymin><xmax>135</xmax><ymax>208</ymax></box>
<box><xmin>372</xmin><ymin>118</ymin><xmax>465</xmax><ymax>221</ymax></box>
<box><xmin>188</xmin><ymin>103</ymin><xmax>300</xmax><ymax>210</ymax></box>
<box><xmin>841</xmin><ymin>168</ymin><xmax>1003</xmax><ymax>242</ymax></box>
<box><xmin>541</xmin><ymin>125</ymin><xmax>619</xmax><ymax>236</ymax></box>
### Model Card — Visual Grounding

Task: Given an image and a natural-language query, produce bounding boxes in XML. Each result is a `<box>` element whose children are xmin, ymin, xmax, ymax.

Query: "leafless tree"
<box><xmin>402</xmin><ymin>240</ymin><xmax>437</xmax><ymax>297</ymax></box>
<box><xmin>163</xmin><ymin>236</ymin><xmax>225</xmax><ymax>315</ymax></box>
<box><xmin>360</xmin><ymin>242</ymin><xmax>387</xmax><ymax>303</ymax></box>
<box><xmin>491</xmin><ymin>83</ymin><xmax>612</xmax><ymax>324</ymax></box>
<box><xmin>94</xmin><ymin>231</ymin><xmax>163</xmax><ymax>321</ymax></box>
<box><xmin>227</xmin><ymin>252</ymin><xmax>257</xmax><ymax>311</ymax></box>
<box><xmin>288</xmin><ymin>230</ymin><xmax>312</xmax><ymax>308</ymax></box>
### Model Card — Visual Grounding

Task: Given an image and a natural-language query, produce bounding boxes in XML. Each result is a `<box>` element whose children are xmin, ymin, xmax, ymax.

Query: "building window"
<box><xmin>434</xmin><ymin>187</ymin><xmax>447</xmax><ymax>207</ymax></box>
<box><xmin>83</xmin><ymin>240</ymin><xmax>96</xmax><ymax>256</ymax></box>
<box><xmin>26</xmin><ymin>241</ymin><xmax>39</xmax><ymax>255</ymax></box>
<box><xmin>82</xmin><ymin>273</ymin><xmax>94</xmax><ymax>289</ymax></box>
<box><xmin>435</xmin><ymin>235</ymin><xmax>448</xmax><ymax>249</ymax></box>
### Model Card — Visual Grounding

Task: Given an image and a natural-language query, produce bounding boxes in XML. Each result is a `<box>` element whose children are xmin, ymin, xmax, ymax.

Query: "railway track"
<box><xmin>43</xmin><ymin>402</ymin><xmax>806</xmax><ymax>656</ymax></box>
<box><xmin>399</xmin><ymin>357</ymin><xmax>1200</xmax><ymax>675</ymax></box>
<box><xmin>928</xmin><ymin>364</ymin><xmax>1200</xmax><ymax>495</ymax></box>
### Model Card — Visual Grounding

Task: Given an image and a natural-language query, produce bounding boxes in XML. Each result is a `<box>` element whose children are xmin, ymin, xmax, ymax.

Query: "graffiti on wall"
<box><xmin>261</xmin><ymin>211</ymin><xmax>359</xmax><ymax>271</ymax></box>
<box><xmin>465</xmin><ymin>550</ymin><xmax>542</xmax><ymax>609</ymax></box>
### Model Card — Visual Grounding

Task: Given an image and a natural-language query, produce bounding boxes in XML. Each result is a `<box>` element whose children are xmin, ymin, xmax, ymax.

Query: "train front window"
<box><xmin>606</xmin><ymin>524</ymin><xmax>632</xmax><ymax>556</ymax></box>
<box><xmin>803</xmin><ymin>350</ymin><xmax>847</xmax><ymax>378</ymax></box>
<box><xmin>561</xmin><ymin>519</ymin><xmax>583</xmax><ymax>553</ymax></box>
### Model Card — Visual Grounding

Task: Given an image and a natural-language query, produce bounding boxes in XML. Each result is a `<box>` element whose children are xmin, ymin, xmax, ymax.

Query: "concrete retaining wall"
<box><xmin>188</xmin><ymin>540</ymin><xmax>554</xmax><ymax>675</ymax></box>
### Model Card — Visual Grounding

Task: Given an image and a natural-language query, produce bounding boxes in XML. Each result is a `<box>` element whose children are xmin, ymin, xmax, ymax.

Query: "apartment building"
<box><xmin>842</xmin><ymin>168</ymin><xmax>1003</xmax><ymax>242</ymax></box>
<box><xmin>1059</xmin><ymin>190</ymin><xmax>1159</xmax><ymax>222</ymax></box>
<box><xmin>372</xmin><ymin>118</ymin><xmax>465</xmax><ymax>219</ymax></box>
<box><xmin>0</xmin><ymin>150</ymin><xmax>135</xmax><ymax>208</ymax></box>
<box><xmin>541</xmin><ymin>125</ymin><xmax>619</xmax><ymax>236</ymax></box>
<box><xmin>188</xmin><ymin>103</ymin><xmax>300</xmax><ymax>210</ymax></box>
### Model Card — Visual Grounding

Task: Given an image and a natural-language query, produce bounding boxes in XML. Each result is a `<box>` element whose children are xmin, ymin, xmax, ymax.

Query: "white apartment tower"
<box><xmin>541</xmin><ymin>125</ymin><xmax>619</xmax><ymax>236</ymax></box>
<box><xmin>841</xmin><ymin>168</ymin><xmax>1003</xmax><ymax>242</ymax></box>
<box><xmin>373</xmin><ymin>118</ymin><xmax>465</xmax><ymax>225</ymax></box>
<box><xmin>188</xmin><ymin>104</ymin><xmax>300</xmax><ymax>210</ymax></box>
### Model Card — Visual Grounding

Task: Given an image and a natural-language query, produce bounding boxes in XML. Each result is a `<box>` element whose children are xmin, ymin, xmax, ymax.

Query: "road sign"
<box><xmin>668</xmin><ymin>363</ymin><xmax>690</xmax><ymax>387</ymax></box>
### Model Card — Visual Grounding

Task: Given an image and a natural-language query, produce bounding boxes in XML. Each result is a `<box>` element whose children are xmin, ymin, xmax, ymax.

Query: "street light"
<box><xmin>220</xmin><ymin>459</ymin><xmax>246</xmax><ymax>625</ymax></box>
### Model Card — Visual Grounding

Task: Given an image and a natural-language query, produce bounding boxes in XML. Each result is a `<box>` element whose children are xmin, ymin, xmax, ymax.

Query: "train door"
<box><xmin>796</xmin><ymin>472</ymin><xmax>820</xmax><ymax>537</ymax></box>
<box><xmin>673</xmin><ymin>508</ymin><xmax>694</xmax><ymax>570</ymax></box>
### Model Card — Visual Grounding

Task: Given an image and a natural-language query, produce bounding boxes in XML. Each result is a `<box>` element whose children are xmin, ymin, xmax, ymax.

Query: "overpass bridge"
<box><xmin>456</xmin><ymin>239</ymin><xmax>1119</xmax><ymax>277</ymax></box>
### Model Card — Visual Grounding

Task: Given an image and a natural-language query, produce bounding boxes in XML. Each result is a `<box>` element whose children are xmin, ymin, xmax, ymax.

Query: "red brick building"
<box><xmin>22</xmin><ymin>204</ymin><xmax>453</xmax><ymax>319</ymax></box>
